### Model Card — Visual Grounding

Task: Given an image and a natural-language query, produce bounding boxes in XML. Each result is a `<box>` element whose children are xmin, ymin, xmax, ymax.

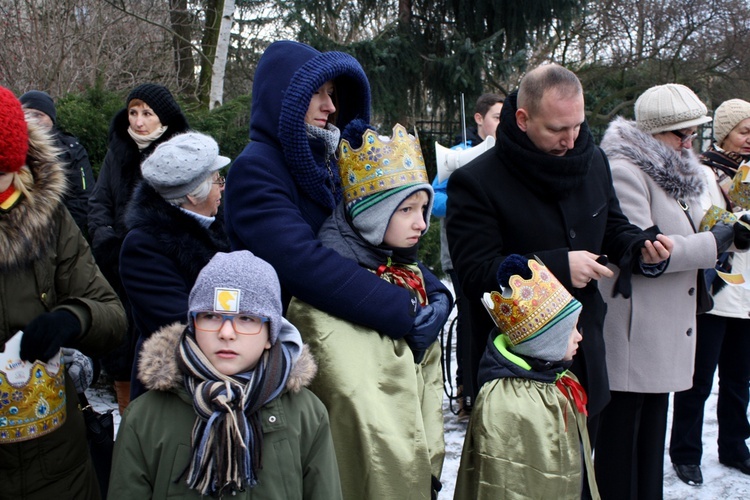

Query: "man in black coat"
<box><xmin>20</xmin><ymin>90</ymin><xmax>96</xmax><ymax>235</ymax></box>
<box><xmin>446</xmin><ymin>64</ymin><xmax>673</xmax><ymax>445</ymax></box>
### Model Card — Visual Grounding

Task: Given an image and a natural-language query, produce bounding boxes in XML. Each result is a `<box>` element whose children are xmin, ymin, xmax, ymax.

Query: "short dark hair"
<box><xmin>474</xmin><ymin>93</ymin><xmax>505</xmax><ymax>117</ymax></box>
<box><xmin>517</xmin><ymin>64</ymin><xmax>582</xmax><ymax>115</ymax></box>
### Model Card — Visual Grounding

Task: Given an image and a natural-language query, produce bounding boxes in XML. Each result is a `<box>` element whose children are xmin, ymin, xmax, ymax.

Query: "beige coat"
<box><xmin>599</xmin><ymin>118</ymin><xmax>717</xmax><ymax>393</ymax></box>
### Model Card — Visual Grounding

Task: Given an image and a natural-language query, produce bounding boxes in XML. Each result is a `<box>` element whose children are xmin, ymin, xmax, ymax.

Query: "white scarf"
<box><xmin>127</xmin><ymin>125</ymin><xmax>168</xmax><ymax>150</ymax></box>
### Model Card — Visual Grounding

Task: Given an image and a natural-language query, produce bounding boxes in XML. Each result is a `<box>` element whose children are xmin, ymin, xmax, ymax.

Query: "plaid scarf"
<box><xmin>178</xmin><ymin>332</ymin><xmax>291</xmax><ymax>497</ymax></box>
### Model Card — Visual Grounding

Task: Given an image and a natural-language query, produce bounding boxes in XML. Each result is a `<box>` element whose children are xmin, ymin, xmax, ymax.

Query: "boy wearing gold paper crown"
<box><xmin>454</xmin><ymin>254</ymin><xmax>599</xmax><ymax>500</ymax></box>
<box><xmin>286</xmin><ymin>119</ymin><xmax>453</xmax><ymax>500</ymax></box>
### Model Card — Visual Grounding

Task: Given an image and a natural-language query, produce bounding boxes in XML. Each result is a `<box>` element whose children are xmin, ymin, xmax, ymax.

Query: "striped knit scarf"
<box><xmin>178</xmin><ymin>333</ymin><xmax>290</xmax><ymax>497</ymax></box>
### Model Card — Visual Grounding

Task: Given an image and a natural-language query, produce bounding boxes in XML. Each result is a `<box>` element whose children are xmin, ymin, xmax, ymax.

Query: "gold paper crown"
<box><xmin>482</xmin><ymin>258</ymin><xmax>575</xmax><ymax>345</ymax></box>
<box><xmin>0</xmin><ymin>333</ymin><xmax>66</xmax><ymax>443</ymax></box>
<box><xmin>338</xmin><ymin>123</ymin><xmax>428</xmax><ymax>204</ymax></box>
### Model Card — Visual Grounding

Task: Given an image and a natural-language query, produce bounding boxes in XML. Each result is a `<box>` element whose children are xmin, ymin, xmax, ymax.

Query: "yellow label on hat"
<box><xmin>214</xmin><ymin>288</ymin><xmax>240</xmax><ymax>313</ymax></box>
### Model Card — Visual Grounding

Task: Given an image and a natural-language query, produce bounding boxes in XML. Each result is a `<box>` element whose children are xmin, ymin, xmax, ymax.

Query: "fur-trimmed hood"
<box><xmin>0</xmin><ymin>121</ymin><xmax>67</xmax><ymax>271</ymax></box>
<box><xmin>138</xmin><ymin>320</ymin><xmax>317</xmax><ymax>395</ymax></box>
<box><xmin>601</xmin><ymin>117</ymin><xmax>705</xmax><ymax>200</ymax></box>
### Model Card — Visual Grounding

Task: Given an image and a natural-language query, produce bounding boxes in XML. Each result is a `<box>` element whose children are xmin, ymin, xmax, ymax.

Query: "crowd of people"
<box><xmin>1</xmin><ymin>38</ymin><xmax>750</xmax><ymax>500</ymax></box>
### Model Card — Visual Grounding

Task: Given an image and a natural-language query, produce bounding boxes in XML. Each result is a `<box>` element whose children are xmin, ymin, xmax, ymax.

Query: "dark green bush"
<box><xmin>56</xmin><ymin>87</ymin><xmax>252</xmax><ymax>176</ymax></box>
<box><xmin>56</xmin><ymin>86</ymin><xmax>124</xmax><ymax>175</ymax></box>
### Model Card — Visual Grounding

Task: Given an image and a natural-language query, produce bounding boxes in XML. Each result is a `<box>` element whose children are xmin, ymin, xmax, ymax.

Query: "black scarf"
<box><xmin>497</xmin><ymin>90</ymin><xmax>595</xmax><ymax>200</ymax></box>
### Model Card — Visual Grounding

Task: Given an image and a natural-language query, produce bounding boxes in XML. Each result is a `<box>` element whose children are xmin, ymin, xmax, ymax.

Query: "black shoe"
<box><xmin>673</xmin><ymin>463</ymin><xmax>703</xmax><ymax>486</ymax></box>
<box><xmin>720</xmin><ymin>457</ymin><xmax>750</xmax><ymax>475</ymax></box>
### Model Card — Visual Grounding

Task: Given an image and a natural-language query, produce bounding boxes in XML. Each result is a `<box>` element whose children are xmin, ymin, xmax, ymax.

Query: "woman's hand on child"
<box><xmin>405</xmin><ymin>293</ymin><xmax>452</xmax><ymax>362</ymax></box>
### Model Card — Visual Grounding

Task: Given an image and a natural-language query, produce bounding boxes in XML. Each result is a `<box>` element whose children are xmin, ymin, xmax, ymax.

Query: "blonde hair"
<box><xmin>12</xmin><ymin>166</ymin><xmax>33</xmax><ymax>200</ymax></box>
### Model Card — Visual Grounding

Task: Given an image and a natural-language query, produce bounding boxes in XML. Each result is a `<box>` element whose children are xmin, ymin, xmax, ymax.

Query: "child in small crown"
<box><xmin>454</xmin><ymin>254</ymin><xmax>599</xmax><ymax>500</ymax></box>
<box><xmin>286</xmin><ymin>119</ymin><xmax>453</xmax><ymax>499</ymax></box>
<box><xmin>108</xmin><ymin>250</ymin><xmax>342</xmax><ymax>499</ymax></box>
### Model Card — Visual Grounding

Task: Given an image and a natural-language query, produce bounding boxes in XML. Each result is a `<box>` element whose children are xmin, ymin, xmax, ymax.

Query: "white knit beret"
<box><xmin>713</xmin><ymin>99</ymin><xmax>750</xmax><ymax>146</ymax></box>
<box><xmin>635</xmin><ymin>83</ymin><xmax>712</xmax><ymax>135</ymax></box>
<box><xmin>141</xmin><ymin>132</ymin><xmax>230</xmax><ymax>199</ymax></box>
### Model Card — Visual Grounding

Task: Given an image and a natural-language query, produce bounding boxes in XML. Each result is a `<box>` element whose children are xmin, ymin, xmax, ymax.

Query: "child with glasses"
<box><xmin>108</xmin><ymin>250</ymin><xmax>342</xmax><ymax>499</ymax></box>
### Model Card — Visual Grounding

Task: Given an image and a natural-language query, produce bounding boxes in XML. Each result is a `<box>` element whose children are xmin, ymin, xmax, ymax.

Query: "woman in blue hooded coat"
<box><xmin>225</xmin><ymin>40</ymin><xmax>444</xmax><ymax>341</ymax></box>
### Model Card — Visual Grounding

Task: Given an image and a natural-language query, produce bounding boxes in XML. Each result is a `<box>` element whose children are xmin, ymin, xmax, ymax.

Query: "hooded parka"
<box><xmin>0</xmin><ymin>123</ymin><xmax>126</xmax><ymax>499</ymax></box>
<box><xmin>108</xmin><ymin>322</ymin><xmax>341</xmax><ymax>500</ymax></box>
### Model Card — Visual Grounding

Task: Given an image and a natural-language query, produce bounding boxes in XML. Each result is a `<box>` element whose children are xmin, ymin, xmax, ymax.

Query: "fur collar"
<box><xmin>0</xmin><ymin>122</ymin><xmax>67</xmax><ymax>271</ymax></box>
<box><xmin>138</xmin><ymin>322</ymin><xmax>318</xmax><ymax>394</ymax></box>
<box><xmin>601</xmin><ymin>117</ymin><xmax>705</xmax><ymax>200</ymax></box>
<box><xmin>124</xmin><ymin>181</ymin><xmax>230</xmax><ymax>281</ymax></box>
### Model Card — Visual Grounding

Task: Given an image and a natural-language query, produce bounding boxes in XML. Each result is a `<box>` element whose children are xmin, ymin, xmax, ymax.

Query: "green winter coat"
<box><xmin>108</xmin><ymin>322</ymin><xmax>342</xmax><ymax>500</ymax></box>
<box><xmin>454</xmin><ymin>334</ymin><xmax>599</xmax><ymax>500</ymax></box>
<box><xmin>0</xmin><ymin>123</ymin><xmax>126</xmax><ymax>499</ymax></box>
<box><xmin>286</xmin><ymin>299</ymin><xmax>445</xmax><ymax>500</ymax></box>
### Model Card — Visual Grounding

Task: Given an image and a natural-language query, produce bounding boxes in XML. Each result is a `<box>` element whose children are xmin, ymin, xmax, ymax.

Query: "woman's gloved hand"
<box><xmin>20</xmin><ymin>310</ymin><xmax>80</xmax><ymax>363</ymax></box>
<box><xmin>61</xmin><ymin>348</ymin><xmax>94</xmax><ymax>393</ymax></box>
<box><xmin>404</xmin><ymin>293</ymin><xmax>451</xmax><ymax>363</ymax></box>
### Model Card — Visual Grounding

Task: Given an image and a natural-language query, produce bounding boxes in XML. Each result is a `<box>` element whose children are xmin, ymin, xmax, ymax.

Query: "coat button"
<box><xmin>569</xmin><ymin>229</ymin><xmax>576</xmax><ymax>239</ymax></box>
<box><xmin>688</xmin><ymin>287</ymin><xmax>695</xmax><ymax>296</ymax></box>
<box><xmin>686</xmin><ymin>328</ymin><xmax>693</xmax><ymax>336</ymax></box>
<box><xmin>268</xmin><ymin>415</ymin><xmax>277</xmax><ymax>423</ymax></box>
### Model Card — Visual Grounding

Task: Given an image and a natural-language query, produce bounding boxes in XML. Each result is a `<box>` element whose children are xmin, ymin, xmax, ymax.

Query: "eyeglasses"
<box><xmin>191</xmin><ymin>311</ymin><xmax>269</xmax><ymax>335</ymax></box>
<box><xmin>213</xmin><ymin>175</ymin><xmax>226</xmax><ymax>187</ymax></box>
<box><xmin>670</xmin><ymin>130</ymin><xmax>698</xmax><ymax>145</ymax></box>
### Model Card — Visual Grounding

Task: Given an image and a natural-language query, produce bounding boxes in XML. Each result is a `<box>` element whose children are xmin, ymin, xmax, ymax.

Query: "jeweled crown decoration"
<box><xmin>0</xmin><ymin>332</ymin><xmax>66</xmax><ymax>443</ymax></box>
<box><xmin>338</xmin><ymin>123</ymin><xmax>428</xmax><ymax>204</ymax></box>
<box><xmin>484</xmin><ymin>258</ymin><xmax>575</xmax><ymax>345</ymax></box>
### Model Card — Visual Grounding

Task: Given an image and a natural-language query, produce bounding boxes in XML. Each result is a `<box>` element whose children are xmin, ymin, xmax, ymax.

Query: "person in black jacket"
<box><xmin>120</xmin><ymin>132</ymin><xmax>230</xmax><ymax>400</ymax></box>
<box><xmin>88</xmin><ymin>83</ymin><xmax>190</xmax><ymax>413</ymax></box>
<box><xmin>20</xmin><ymin>90</ymin><xmax>96</xmax><ymax>235</ymax></box>
<box><xmin>445</xmin><ymin>64</ymin><xmax>673</xmax><ymax>453</ymax></box>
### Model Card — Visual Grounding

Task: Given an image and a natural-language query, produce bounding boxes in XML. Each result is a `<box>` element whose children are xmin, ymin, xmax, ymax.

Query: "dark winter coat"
<box><xmin>225</xmin><ymin>40</ymin><xmax>442</xmax><ymax>336</ymax></box>
<box><xmin>120</xmin><ymin>182</ymin><xmax>230</xmax><ymax>397</ymax></box>
<box><xmin>56</xmin><ymin>130</ymin><xmax>95</xmax><ymax>233</ymax></box>
<box><xmin>88</xmin><ymin>107</ymin><xmax>189</xmax><ymax>283</ymax></box>
<box><xmin>446</xmin><ymin>92</ymin><xmax>650</xmax><ymax>416</ymax></box>
<box><xmin>0</xmin><ymin>123</ymin><xmax>126</xmax><ymax>499</ymax></box>
<box><xmin>109</xmin><ymin>323</ymin><xmax>342</xmax><ymax>499</ymax></box>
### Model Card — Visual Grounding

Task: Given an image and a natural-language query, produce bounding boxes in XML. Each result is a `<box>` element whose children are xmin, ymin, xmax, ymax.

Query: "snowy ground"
<box><xmin>88</xmin><ymin>280</ymin><xmax>750</xmax><ymax>498</ymax></box>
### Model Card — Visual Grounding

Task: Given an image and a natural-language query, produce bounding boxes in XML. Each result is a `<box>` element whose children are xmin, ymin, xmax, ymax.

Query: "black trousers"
<box><xmin>595</xmin><ymin>391</ymin><xmax>669</xmax><ymax>500</ymax></box>
<box><xmin>670</xmin><ymin>314</ymin><xmax>750</xmax><ymax>465</ymax></box>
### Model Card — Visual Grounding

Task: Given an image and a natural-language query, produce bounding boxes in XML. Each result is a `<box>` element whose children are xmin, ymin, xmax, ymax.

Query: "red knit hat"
<box><xmin>0</xmin><ymin>86</ymin><xmax>29</xmax><ymax>173</ymax></box>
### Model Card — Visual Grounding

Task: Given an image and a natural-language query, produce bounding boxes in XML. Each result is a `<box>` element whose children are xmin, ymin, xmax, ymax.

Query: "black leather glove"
<box><xmin>733</xmin><ymin>215</ymin><xmax>750</xmax><ymax>250</ymax></box>
<box><xmin>404</xmin><ymin>293</ymin><xmax>451</xmax><ymax>363</ymax></box>
<box><xmin>21</xmin><ymin>310</ymin><xmax>81</xmax><ymax>362</ymax></box>
<box><xmin>711</xmin><ymin>221</ymin><xmax>734</xmax><ymax>254</ymax></box>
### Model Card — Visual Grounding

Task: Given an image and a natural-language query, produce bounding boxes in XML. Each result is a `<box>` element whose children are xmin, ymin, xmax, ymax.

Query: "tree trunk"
<box><xmin>209</xmin><ymin>0</ymin><xmax>234</xmax><ymax>109</ymax></box>
<box><xmin>169</xmin><ymin>0</ymin><xmax>196</xmax><ymax>95</ymax></box>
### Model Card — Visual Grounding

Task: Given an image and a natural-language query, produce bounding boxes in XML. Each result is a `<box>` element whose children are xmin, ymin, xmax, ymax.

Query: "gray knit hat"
<box><xmin>350</xmin><ymin>184</ymin><xmax>434</xmax><ymax>247</ymax></box>
<box><xmin>141</xmin><ymin>132</ymin><xmax>230</xmax><ymax>199</ymax></box>
<box><xmin>635</xmin><ymin>83</ymin><xmax>712</xmax><ymax>135</ymax></box>
<box><xmin>188</xmin><ymin>251</ymin><xmax>283</xmax><ymax>344</ymax></box>
<box><xmin>713</xmin><ymin>99</ymin><xmax>750</xmax><ymax>146</ymax></box>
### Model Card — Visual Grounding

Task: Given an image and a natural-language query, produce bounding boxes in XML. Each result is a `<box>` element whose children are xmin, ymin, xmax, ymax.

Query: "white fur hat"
<box><xmin>635</xmin><ymin>83</ymin><xmax>712</xmax><ymax>135</ymax></box>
